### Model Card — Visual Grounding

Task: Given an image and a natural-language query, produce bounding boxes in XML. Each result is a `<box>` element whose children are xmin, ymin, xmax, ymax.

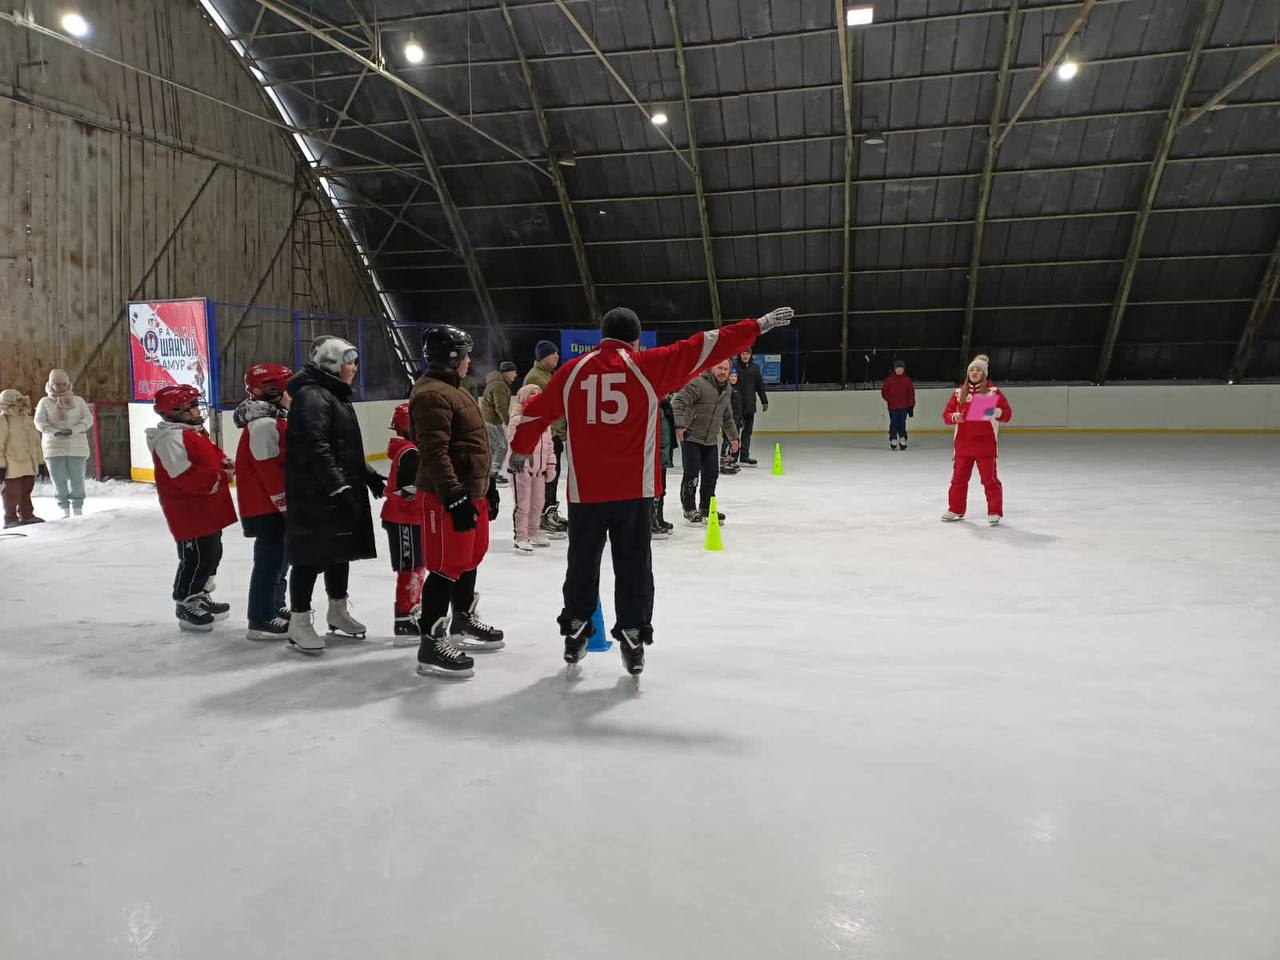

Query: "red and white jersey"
<box><xmin>147</xmin><ymin>420</ymin><xmax>238</xmax><ymax>541</ymax></box>
<box><xmin>381</xmin><ymin>436</ymin><xmax>420</xmax><ymax>526</ymax></box>
<box><xmin>512</xmin><ymin>318</ymin><xmax>762</xmax><ymax>504</ymax></box>
<box><xmin>235</xmin><ymin>415</ymin><xmax>287</xmax><ymax>520</ymax></box>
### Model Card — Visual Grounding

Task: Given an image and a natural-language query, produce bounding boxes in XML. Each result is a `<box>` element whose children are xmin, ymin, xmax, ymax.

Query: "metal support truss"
<box><xmin>1227</xmin><ymin>228</ymin><xmax>1280</xmax><ymax>382</ymax></box>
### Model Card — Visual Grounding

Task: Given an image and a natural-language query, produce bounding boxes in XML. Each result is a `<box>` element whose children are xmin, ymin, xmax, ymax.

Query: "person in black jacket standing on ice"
<box><xmin>733</xmin><ymin>350</ymin><xmax>769</xmax><ymax>466</ymax></box>
<box><xmin>283</xmin><ymin>335</ymin><xmax>385</xmax><ymax>655</ymax></box>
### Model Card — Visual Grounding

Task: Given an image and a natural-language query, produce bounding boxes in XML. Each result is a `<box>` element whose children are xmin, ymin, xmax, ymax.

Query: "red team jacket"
<box><xmin>235</xmin><ymin>416</ymin><xmax>287</xmax><ymax>520</ymax></box>
<box><xmin>512</xmin><ymin>318</ymin><xmax>763</xmax><ymax>503</ymax></box>
<box><xmin>148</xmin><ymin>420</ymin><xmax>238</xmax><ymax>541</ymax></box>
<box><xmin>881</xmin><ymin>373</ymin><xmax>916</xmax><ymax>411</ymax></box>
<box><xmin>380</xmin><ymin>436</ymin><xmax>420</xmax><ymax>526</ymax></box>
<box><xmin>943</xmin><ymin>384</ymin><xmax>1013</xmax><ymax>458</ymax></box>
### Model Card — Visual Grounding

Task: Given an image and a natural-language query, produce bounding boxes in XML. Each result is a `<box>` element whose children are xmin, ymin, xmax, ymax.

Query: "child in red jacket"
<box><xmin>881</xmin><ymin>358</ymin><xmax>916</xmax><ymax>450</ymax></box>
<box><xmin>382</xmin><ymin>403</ymin><xmax>427</xmax><ymax>640</ymax></box>
<box><xmin>941</xmin><ymin>354</ymin><xmax>1012</xmax><ymax>525</ymax></box>
<box><xmin>235</xmin><ymin>363</ymin><xmax>292</xmax><ymax>640</ymax></box>
<box><xmin>147</xmin><ymin>384</ymin><xmax>238</xmax><ymax>631</ymax></box>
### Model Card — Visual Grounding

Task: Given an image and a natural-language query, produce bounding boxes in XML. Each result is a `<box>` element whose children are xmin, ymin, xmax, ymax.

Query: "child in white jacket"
<box><xmin>33</xmin><ymin>369</ymin><xmax>94</xmax><ymax>517</ymax></box>
<box><xmin>1</xmin><ymin>389</ymin><xmax>46</xmax><ymax>527</ymax></box>
<box><xmin>506</xmin><ymin>384</ymin><xmax>556</xmax><ymax>554</ymax></box>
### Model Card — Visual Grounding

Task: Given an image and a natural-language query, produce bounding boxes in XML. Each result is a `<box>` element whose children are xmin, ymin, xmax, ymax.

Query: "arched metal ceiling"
<box><xmin>203</xmin><ymin>0</ymin><xmax>1280</xmax><ymax>383</ymax></box>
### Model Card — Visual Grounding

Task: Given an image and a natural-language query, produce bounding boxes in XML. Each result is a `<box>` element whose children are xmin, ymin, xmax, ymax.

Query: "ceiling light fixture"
<box><xmin>550</xmin><ymin>147</ymin><xmax>577</xmax><ymax>168</ymax></box>
<box><xmin>846</xmin><ymin>6</ymin><xmax>874</xmax><ymax>27</ymax></box>
<box><xmin>60</xmin><ymin>12</ymin><xmax>90</xmax><ymax>38</ymax></box>
<box><xmin>404</xmin><ymin>38</ymin><xmax>425</xmax><ymax>64</ymax></box>
<box><xmin>864</xmin><ymin>118</ymin><xmax>886</xmax><ymax>145</ymax></box>
<box><xmin>1056</xmin><ymin>59</ymin><xmax>1079</xmax><ymax>81</ymax></box>
<box><xmin>650</xmin><ymin>110</ymin><xmax>669</xmax><ymax>126</ymax></box>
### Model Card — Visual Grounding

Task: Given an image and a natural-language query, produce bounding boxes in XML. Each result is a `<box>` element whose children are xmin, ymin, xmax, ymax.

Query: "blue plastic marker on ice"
<box><xmin>587</xmin><ymin>598</ymin><xmax>612</xmax><ymax>652</ymax></box>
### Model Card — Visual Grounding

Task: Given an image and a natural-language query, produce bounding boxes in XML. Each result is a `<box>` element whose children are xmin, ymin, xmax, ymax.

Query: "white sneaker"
<box><xmin>514</xmin><ymin>539</ymin><xmax>534</xmax><ymax>555</ymax></box>
<box><xmin>326</xmin><ymin>597</ymin><xmax>367</xmax><ymax>638</ymax></box>
<box><xmin>287</xmin><ymin>610</ymin><xmax>325</xmax><ymax>655</ymax></box>
<box><xmin>940</xmin><ymin>512</ymin><xmax>965</xmax><ymax>522</ymax></box>
<box><xmin>531</xmin><ymin>532</ymin><xmax>551</xmax><ymax>548</ymax></box>
<box><xmin>987</xmin><ymin>515</ymin><xmax>1002</xmax><ymax>526</ymax></box>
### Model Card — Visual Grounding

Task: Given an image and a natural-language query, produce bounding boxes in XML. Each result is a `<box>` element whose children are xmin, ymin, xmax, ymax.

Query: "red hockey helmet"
<box><xmin>245</xmin><ymin>362</ymin><xmax>293</xmax><ymax>401</ymax></box>
<box><xmin>390</xmin><ymin>402</ymin><xmax>411</xmax><ymax>436</ymax></box>
<box><xmin>154</xmin><ymin>384</ymin><xmax>203</xmax><ymax>419</ymax></box>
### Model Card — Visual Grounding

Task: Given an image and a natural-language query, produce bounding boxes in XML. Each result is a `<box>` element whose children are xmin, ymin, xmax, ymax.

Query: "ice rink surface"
<box><xmin>2</xmin><ymin>434</ymin><xmax>1279</xmax><ymax>959</ymax></box>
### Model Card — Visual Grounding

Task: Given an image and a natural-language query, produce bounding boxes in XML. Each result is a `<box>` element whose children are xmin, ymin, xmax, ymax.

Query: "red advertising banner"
<box><xmin>128</xmin><ymin>299</ymin><xmax>213</xmax><ymax>403</ymax></box>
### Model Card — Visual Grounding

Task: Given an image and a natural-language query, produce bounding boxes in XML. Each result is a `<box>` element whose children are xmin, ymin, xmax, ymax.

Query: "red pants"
<box><xmin>421</xmin><ymin>493</ymin><xmax>490</xmax><ymax>581</ymax></box>
<box><xmin>948</xmin><ymin>456</ymin><xmax>1003</xmax><ymax>517</ymax></box>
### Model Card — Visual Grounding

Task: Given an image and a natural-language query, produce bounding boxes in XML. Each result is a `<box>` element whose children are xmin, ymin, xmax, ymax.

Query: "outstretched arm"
<box><xmin>512</xmin><ymin>367</ymin><xmax>568</xmax><ymax>455</ymax></box>
<box><xmin>639</xmin><ymin>308</ymin><xmax>794</xmax><ymax>398</ymax></box>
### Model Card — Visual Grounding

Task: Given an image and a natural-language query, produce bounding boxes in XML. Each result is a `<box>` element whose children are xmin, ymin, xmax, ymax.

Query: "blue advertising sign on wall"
<box><xmin>561</xmin><ymin>329</ymin><xmax>658</xmax><ymax>361</ymax></box>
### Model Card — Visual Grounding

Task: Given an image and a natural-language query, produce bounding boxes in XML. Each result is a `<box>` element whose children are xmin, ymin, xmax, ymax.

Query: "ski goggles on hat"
<box><xmin>340</xmin><ymin>348</ymin><xmax>359</xmax><ymax>366</ymax></box>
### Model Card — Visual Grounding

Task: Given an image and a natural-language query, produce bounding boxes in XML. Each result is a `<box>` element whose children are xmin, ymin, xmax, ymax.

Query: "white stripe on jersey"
<box><xmin>618</xmin><ymin>350</ymin><xmax>659</xmax><ymax>499</ymax></box>
<box><xmin>561</xmin><ymin>356</ymin><xmax>592</xmax><ymax>503</ymax></box>
<box><xmin>689</xmin><ymin>329</ymin><xmax>719</xmax><ymax>375</ymax></box>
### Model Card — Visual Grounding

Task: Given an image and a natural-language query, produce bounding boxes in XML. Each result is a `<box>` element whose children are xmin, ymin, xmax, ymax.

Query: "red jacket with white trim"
<box><xmin>943</xmin><ymin>383</ymin><xmax>1012</xmax><ymax>458</ymax></box>
<box><xmin>234</xmin><ymin>404</ymin><xmax>288</xmax><ymax>521</ymax></box>
<box><xmin>511</xmin><ymin>318</ymin><xmax>763</xmax><ymax>504</ymax></box>
<box><xmin>381</xmin><ymin>436</ymin><xmax>420</xmax><ymax>526</ymax></box>
<box><xmin>147</xmin><ymin>420</ymin><xmax>238</xmax><ymax>541</ymax></box>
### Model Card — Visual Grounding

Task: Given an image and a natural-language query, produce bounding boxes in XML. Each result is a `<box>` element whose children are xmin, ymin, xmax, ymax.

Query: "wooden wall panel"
<box><xmin>0</xmin><ymin>0</ymin><xmax>379</xmax><ymax>402</ymax></box>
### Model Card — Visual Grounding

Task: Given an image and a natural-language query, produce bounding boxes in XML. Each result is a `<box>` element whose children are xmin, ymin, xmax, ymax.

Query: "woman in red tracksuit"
<box><xmin>941</xmin><ymin>354</ymin><xmax>1012</xmax><ymax>525</ymax></box>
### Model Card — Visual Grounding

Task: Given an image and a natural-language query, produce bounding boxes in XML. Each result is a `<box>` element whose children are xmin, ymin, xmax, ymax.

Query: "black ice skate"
<box><xmin>540</xmin><ymin>504</ymin><xmax>569</xmax><ymax>540</ymax></box>
<box><xmin>246</xmin><ymin>615</ymin><xmax>290</xmax><ymax>641</ymax></box>
<box><xmin>720</xmin><ymin>460</ymin><xmax>740</xmax><ymax>475</ymax></box>
<box><xmin>564</xmin><ymin>618</ymin><xmax>590</xmax><ymax>664</ymax></box>
<box><xmin>198</xmin><ymin>594</ymin><xmax>230</xmax><ymax>621</ymax></box>
<box><xmin>683</xmin><ymin>509</ymin><xmax>705</xmax><ymax>525</ymax></box>
<box><xmin>617</xmin><ymin>628</ymin><xmax>645</xmax><ymax>676</ymax></box>
<box><xmin>740</xmin><ymin>456</ymin><xmax>758</xmax><ymax>467</ymax></box>
<box><xmin>450</xmin><ymin>593</ymin><xmax>505</xmax><ymax>651</ymax></box>
<box><xmin>417</xmin><ymin>617</ymin><xmax>475</xmax><ymax>679</ymax></box>
<box><xmin>176</xmin><ymin>595</ymin><xmax>215</xmax><ymax>633</ymax></box>
<box><xmin>392</xmin><ymin>611</ymin><xmax>421</xmax><ymax>647</ymax></box>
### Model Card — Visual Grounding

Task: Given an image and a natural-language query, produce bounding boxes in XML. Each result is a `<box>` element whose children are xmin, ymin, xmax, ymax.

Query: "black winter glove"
<box><xmin>908</xmin><ymin>407</ymin><xmax>915</xmax><ymax>418</ymax></box>
<box><xmin>762</xmin><ymin>402</ymin><xmax>769</xmax><ymax>412</ymax></box>
<box><xmin>366</xmin><ymin>469</ymin><xmax>386</xmax><ymax>500</ymax></box>
<box><xmin>445</xmin><ymin>489</ymin><xmax>478</xmax><ymax>532</ymax></box>
<box><xmin>486</xmin><ymin>477</ymin><xmax>500</xmax><ymax>521</ymax></box>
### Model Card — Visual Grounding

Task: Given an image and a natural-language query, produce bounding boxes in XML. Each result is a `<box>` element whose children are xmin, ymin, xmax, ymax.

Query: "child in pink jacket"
<box><xmin>506</xmin><ymin>384</ymin><xmax>556</xmax><ymax>554</ymax></box>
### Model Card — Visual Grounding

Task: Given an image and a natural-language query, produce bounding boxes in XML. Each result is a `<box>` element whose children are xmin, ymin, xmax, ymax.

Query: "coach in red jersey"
<box><xmin>512</xmin><ymin>304</ymin><xmax>794</xmax><ymax>676</ymax></box>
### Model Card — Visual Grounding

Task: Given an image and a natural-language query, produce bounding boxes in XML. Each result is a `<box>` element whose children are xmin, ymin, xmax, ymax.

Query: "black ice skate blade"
<box><xmin>416</xmin><ymin>662</ymin><xmax>474</xmax><ymax>680</ymax></box>
<box><xmin>178</xmin><ymin>620</ymin><xmax>214</xmax><ymax>633</ymax></box>
<box><xmin>246</xmin><ymin>630</ymin><xmax>288</xmax><ymax>641</ymax></box>
<box><xmin>452</xmin><ymin>636</ymin><xmax>506</xmax><ymax>652</ymax></box>
<box><xmin>210</xmin><ymin>611</ymin><xmax>230</xmax><ymax>622</ymax></box>
<box><xmin>390</xmin><ymin>635</ymin><xmax>420</xmax><ymax>649</ymax></box>
<box><xmin>287</xmin><ymin>640</ymin><xmax>326</xmax><ymax>656</ymax></box>
<box><xmin>326</xmin><ymin>629</ymin><xmax>367</xmax><ymax>642</ymax></box>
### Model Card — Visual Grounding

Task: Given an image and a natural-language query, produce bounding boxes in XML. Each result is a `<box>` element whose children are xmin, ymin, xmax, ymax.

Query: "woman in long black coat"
<box><xmin>284</xmin><ymin>335</ymin><xmax>385</xmax><ymax>655</ymax></box>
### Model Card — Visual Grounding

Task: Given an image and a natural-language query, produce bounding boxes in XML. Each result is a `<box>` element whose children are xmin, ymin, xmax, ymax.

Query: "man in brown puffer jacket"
<box><xmin>406</xmin><ymin>324</ymin><xmax>504</xmax><ymax>680</ymax></box>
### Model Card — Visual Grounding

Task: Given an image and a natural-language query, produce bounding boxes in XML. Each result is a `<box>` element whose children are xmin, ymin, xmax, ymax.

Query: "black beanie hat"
<box><xmin>535</xmin><ymin>340</ymin><xmax>558</xmax><ymax>361</ymax></box>
<box><xmin>499</xmin><ymin>360</ymin><xmax>517</xmax><ymax>373</ymax></box>
<box><xmin>601</xmin><ymin>307</ymin><xmax>641</xmax><ymax>343</ymax></box>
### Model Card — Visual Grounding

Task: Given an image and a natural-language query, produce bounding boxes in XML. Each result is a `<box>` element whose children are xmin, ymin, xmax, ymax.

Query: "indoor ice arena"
<box><xmin>2</xmin><ymin>0</ymin><xmax>1278</xmax><ymax>957</ymax></box>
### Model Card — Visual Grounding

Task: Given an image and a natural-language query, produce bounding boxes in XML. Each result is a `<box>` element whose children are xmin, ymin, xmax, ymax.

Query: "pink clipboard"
<box><xmin>965</xmin><ymin>395</ymin><xmax>998</xmax><ymax>421</ymax></box>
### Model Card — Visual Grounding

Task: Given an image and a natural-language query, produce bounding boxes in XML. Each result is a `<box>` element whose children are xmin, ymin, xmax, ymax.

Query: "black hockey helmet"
<box><xmin>422</xmin><ymin>324</ymin><xmax>473</xmax><ymax>370</ymax></box>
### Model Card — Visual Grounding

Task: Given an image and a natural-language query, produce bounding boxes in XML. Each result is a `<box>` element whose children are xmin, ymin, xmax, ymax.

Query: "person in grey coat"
<box><xmin>671</xmin><ymin>360</ymin><xmax>739</xmax><ymax>523</ymax></box>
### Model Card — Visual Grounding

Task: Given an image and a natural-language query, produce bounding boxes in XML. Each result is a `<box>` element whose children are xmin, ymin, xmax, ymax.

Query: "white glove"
<box><xmin>757</xmin><ymin>306</ymin><xmax>795</xmax><ymax>333</ymax></box>
<box><xmin>397</xmin><ymin>484</ymin><xmax>417</xmax><ymax>500</ymax></box>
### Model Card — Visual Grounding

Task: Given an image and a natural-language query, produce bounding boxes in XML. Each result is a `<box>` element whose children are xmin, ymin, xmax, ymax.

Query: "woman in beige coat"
<box><xmin>0</xmin><ymin>389</ymin><xmax>46</xmax><ymax>527</ymax></box>
<box><xmin>34</xmin><ymin>369</ymin><xmax>94</xmax><ymax>516</ymax></box>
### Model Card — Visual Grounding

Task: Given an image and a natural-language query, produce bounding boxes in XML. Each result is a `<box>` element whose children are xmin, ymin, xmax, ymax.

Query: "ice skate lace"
<box><xmin>267</xmin><ymin>616</ymin><xmax>290</xmax><ymax>630</ymax></box>
<box><xmin>435</xmin><ymin>635</ymin><xmax>468</xmax><ymax>662</ymax></box>
<box><xmin>465</xmin><ymin>611</ymin><xmax>498</xmax><ymax>634</ymax></box>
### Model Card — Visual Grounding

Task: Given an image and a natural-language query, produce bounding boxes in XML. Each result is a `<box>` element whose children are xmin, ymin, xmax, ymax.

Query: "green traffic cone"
<box><xmin>772</xmin><ymin>442</ymin><xmax>784</xmax><ymax>476</ymax></box>
<box><xmin>704</xmin><ymin>496</ymin><xmax>724</xmax><ymax>552</ymax></box>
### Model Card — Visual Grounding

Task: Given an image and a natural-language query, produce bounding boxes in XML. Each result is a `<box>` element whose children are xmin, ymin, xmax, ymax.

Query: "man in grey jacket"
<box><xmin>671</xmin><ymin>360</ymin><xmax>739</xmax><ymax>524</ymax></box>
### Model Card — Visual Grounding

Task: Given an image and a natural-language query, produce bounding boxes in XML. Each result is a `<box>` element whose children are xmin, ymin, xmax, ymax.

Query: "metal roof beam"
<box><xmin>996</xmin><ymin>0</ymin><xmax>1098</xmax><ymax>149</ymax></box>
<box><xmin>1181</xmin><ymin>45</ymin><xmax>1280</xmax><ymax>129</ymax></box>
<box><xmin>963</xmin><ymin>0</ymin><xmax>1021</xmax><ymax>365</ymax></box>
<box><xmin>667</xmin><ymin>0</ymin><xmax>721</xmax><ymax>326</ymax></box>
<box><xmin>241</xmin><ymin>0</ymin><xmax>1130</xmax><ymax>50</ymax></box>
<box><xmin>396</xmin><ymin>87</ymin><xmax>504</xmax><ymax>352</ymax></box>
<box><xmin>548</xmin><ymin>0</ymin><xmax>693</xmax><ymax>173</ymax></box>
<box><xmin>246</xmin><ymin>0</ymin><xmax>550</xmax><ymax>179</ymax></box>
<box><xmin>1096</xmin><ymin>0</ymin><xmax>1224</xmax><ymax>383</ymax></box>
<box><xmin>497</xmin><ymin>0</ymin><xmax>598</xmax><ymax>323</ymax></box>
<box><xmin>834</xmin><ymin>0</ymin><xmax>856</xmax><ymax>386</ymax></box>
<box><xmin>1227</xmin><ymin>228</ymin><xmax>1280</xmax><ymax>382</ymax></box>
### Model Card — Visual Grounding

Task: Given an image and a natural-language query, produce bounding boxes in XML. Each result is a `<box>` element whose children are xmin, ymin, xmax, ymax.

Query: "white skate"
<box><xmin>326</xmin><ymin>597</ymin><xmax>367</xmax><ymax>638</ymax></box>
<box><xmin>287</xmin><ymin>610</ymin><xmax>326</xmax><ymax>655</ymax></box>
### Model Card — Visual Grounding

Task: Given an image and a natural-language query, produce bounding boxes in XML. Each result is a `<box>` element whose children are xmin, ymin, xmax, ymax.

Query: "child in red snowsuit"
<box><xmin>941</xmin><ymin>354</ymin><xmax>1012</xmax><ymax>525</ymax></box>
<box><xmin>381</xmin><ymin>403</ymin><xmax>427</xmax><ymax>639</ymax></box>
<box><xmin>147</xmin><ymin>384</ymin><xmax>238</xmax><ymax>631</ymax></box>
